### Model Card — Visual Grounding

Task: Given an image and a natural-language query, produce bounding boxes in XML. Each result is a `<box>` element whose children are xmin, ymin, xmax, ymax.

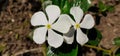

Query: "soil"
<box><xmin>0</xmin><ymin>0</ymin><xmax>43</xmax><ymax>56</ymax></box>
<box><xmin>0</xmin><ymin>0</ymin><xmax>120</xmax><ymax>56</ymax></box>
<box><xmin>95</xmin><ymin>0</ymin><xmax>120</xmax><ymax>49</ymax></box>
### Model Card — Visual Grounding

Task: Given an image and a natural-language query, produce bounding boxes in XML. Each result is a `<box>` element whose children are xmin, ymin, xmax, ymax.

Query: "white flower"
<box><xmin>64</xmin><ymin>7</ymin><xmax>95</xmax><ymax>45</ymax></box>
<box><xmin>31</xmin><ymin>5</ymin><xmax>71</xmax><ymax>48</ymax></box>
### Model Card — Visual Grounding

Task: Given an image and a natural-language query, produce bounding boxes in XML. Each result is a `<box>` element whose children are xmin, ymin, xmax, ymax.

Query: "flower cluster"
<box><xmin>30</xmin><ymin>5</ymin><xmax>95</xmax><ymax>48</ymax></box>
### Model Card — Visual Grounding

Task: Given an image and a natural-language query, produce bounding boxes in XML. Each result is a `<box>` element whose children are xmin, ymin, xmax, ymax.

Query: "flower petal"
<box><xmin>47</xmin><ymin>29</ymin><xmax>64</xmax><ymax>48</ymax></box>
<box><xmin>31</xmin><ymin>11</ymin><xmax>48</xmax><ymax>26</ymax></box>
<box><xmin>52</xmin><ymin>14</ymin><xmax>71</xmax><ymax>33</ymax></box>
<box><xmin>63</xmin><ymin>27</ymin><xmax>75</xmax><ymax>44</ymax></box>
<box><xmin>46</xmin><ymin>5</ymin><xmax>60</xmax><ymax>24</ymax></box>
<box><xmin>70</xmin><ymin>7</ymin><xmax>83</xmax><ymax>23</ymax></box>
<box><xmin>76</xmin><ymin>28</ymin><xmax>89</xmax><ymax>45</ymax></box>
<box><xmin>33</xmin><ymin>27</ymin><xmax>47</xmax><ymax>44</ymax></box>
<box><xmin>67</xmin><ymin>14</ymin><xmax>75</xmax><ymax>25</ymax></box>
<box><xmin>80</xmin><ymin>14</ymin><xmax>95</xmax><ymax>29</ymax></box>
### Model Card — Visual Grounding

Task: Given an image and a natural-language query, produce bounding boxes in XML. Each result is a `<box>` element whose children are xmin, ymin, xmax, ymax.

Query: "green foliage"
<box><xmin>53</xmin><ymin>0</ymin><xmax>74</xmax><ymax>14</ymax></box>
<box><xmin>72</xmin><ymin>0</ymin><xmax>90</xmax><ymax>12</ymax></box>
<box><xmin>51</xmin><ymin>0</ymin><xmax>59</xmax><ymax>6</ymax></box>
<box><xmin>96</xmin><ymin>29</ymin><xmax>102</xmax><ymax>41</ymax></box>
<box><xmin>87</xmin><ymin>29</ymin><xmax>102</xmax><ymax>46</ymax></box>
<box><xmin>57</xmin><ymin>46</ymin><xmax>78</xmax><ymax>56</ymax></box>
<box><xmin>116</xmin><ymin>54</ymin><xmax>120</xmax><ymax>56</ymax></box>
<box><xmin>46</xmin><ymin>0</ymin><xmax>90</xmax><ymax>13</ymax></box>
<box><xmin>88</xmin><ymin>40</ymin><xmax>99</xmax><ymax>46</ymax></box>
<box><xmin>47</xmin><ymin>45</ymin><xmax>78</xmax><ymax>56</ymax></box>
<box><xmin>98</xmin><ymin>1</ymin><xmax>106</xmax><ymax>12</ymax></box>
<box><xmin>98</xmin><ymin>1</ymin><xmax>114</xmax><ymax>12</ymax></box>
<box><xmin>80</xmin><ymin>0</ymin><xmax>91</xmax><ymax>12</ymax></box>
<box><xmin>113</xmin><ymin>37</ymin><xmax>120</xmax><ymax>46</ymax></box>
<box><xmin>115</xmin><ymin>48</ymin><xmax>120</xmax><ymax>56</ymax></box>
<box><xmin>102</xmin><ymin>51</ymin><xmax>110</xmax><ymax>56</ymax></box>
<box><xmin>61</xmin><ymin>0</ymin><xmax>72</xmax><ymax>14</ymax></box>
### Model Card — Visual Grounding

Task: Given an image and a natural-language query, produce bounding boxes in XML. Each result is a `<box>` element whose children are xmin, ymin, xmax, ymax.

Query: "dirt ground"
<box><xmin>0</xmin><ymin>0</ymin><xmax>120</xmax><ymax>56</ymax></box>
<box><xmin>95</xmin><ymin>0</ymin><xmax>120</xmax><ymax>49</ymax></box>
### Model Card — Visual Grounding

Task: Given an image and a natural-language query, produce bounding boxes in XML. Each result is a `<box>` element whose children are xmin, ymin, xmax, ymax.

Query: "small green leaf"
<box><xmin>60</xmin><ymin>0</ymin><xmax>66</xmax><ymax>9</ymax></box>
<box><xmin>96</xmin><ymin>29</ymin><xmax>102</xmax><ymax>41</ymax></box>
<box><xmin>98</xmin><ymin>1</ymin><xmax>107</xmax><ymax>12</ymax></box>
<box><xmin>116</xmin><ymin>54</ymin><xmax>120</xmax><ymax>56</ymax></box>
<box><xmin>88</xmin><ymin>40</ymin><xmax>99</xmax><ymax>46</ymax></box>
<box><xmin>102</xmin><ymin>50</ymin><xmax>110</xmax><ymax>56</ymax></box>
<box><xmin>52</xmin><ymin>0</ymin><xmax>60</xmax><ymax>6</ymax></box>
<box><xmin>47</xmin><ymin>44</ymin><xmax>78</xmax><ymax>56</ymax></box>
<box><xmin>58</xmin><ymin>45</ymin><xmax>78</xmax><ymax>56</ymax></box>
<box><xmin>62</xmin><ymin>1</ymin><xmax>69</xmax><ymax>14</ymax></box>
<box><xmin>107</xmin><ymin>6</ymin><xmax>114</xmax><ymax>12</ymax></box>
<box><xmin>98</xmin><ymin>1</ymin><xmax>115</xmax><ymax>12</ymax></box>
<box><xmin>113</xmin><ymin>37</ymin><xmax>120</xmax><ymax>46</ymax></box>
<box><xmin>87</xmin><ymin>28</ymin><xmax>102</xmax><ymax>46</ymax></box>
<box><xmin>80</xmin><ymin>0</ymin><xmax>90</xmax><ymax>12</ymax></box>
<box><xmin>61</xmin><ymin>0</ymin><xmax>73</xmax><ymax>14</ymax></box>
<box><xmin>115</xmin><ymin>48</ymin><xmax>120</xmax><ymax>56</ymax></box>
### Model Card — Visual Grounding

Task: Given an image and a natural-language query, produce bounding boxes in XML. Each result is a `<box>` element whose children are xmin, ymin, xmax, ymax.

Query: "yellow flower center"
<box><xmin>75</xmin><ymin>23</ymin><xmax>80</xmax><ymax>29</ymax></box>
<box><xmin>46</xmin><ymin>24</ymin><xmax>51</xmax><ymax>29</ymax></box>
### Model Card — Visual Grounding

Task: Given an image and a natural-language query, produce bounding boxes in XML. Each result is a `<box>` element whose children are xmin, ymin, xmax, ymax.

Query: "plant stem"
<box><xmin>84</xmin><ymin>44</ymin><xmax>111</xmax><ymax>55</ymax></box>
<box><xmin>111</xmin><ymin>46</ymin><xmax>119</xmax><ymax>56</ymax></box>
<box><xmin>84</xmin><ymin>44</ymin><xmax>120</xmax><ymax>56</ymax></box>
<box><xmin>42</xmin><ymin>43</ymin><xmax>47</xmax><ymax>56</ymax></box>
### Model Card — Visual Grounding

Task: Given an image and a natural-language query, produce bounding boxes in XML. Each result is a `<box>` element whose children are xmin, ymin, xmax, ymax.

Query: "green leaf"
<box><xmin>96</xmin><ymin>29</ymin><xmax>102</xmax><ymax>41</ymax></box>
<box><xmin>52</xmin><ymin>0</ymin><xmax>60</xmax><ymax>6</ymax></box>
<box><xmin>115</xmin><ymin>48</ymin><xmax>120</xmax><ymax>56</ymax></box>
<box><xmin>98</xmin><ymin>1</ymin><xmax>107</xmax><ymax>12</ymax></box>
<box><xmin>113</xmin><ymin>37</ymin><xmax>120</xmax><ymax>46</ymax></box>
<box><xmin>116</xmin><ymin>54</ymin><xmax>120</xmax><ymax>56</ymax></box>
<box><xmin>87</xmin><ymin>28</ymin><xmax>102</xmax><ymax>46</ymax></box>
<box><xmin>61</xmin><ymin>0</ymin><xmax>73</xmax><ymax>14</ymax></box>
<box><xmin>98</xmin><ymin>1</ymin><xmax>115</xmax><ymax>12</ymax></box>
<box><xmin>102</xmin><ymin>51</ymin><xmax>110</xmax><ymax>56</ymax></box>
<box><xmin>50</xmin><ymin>0</ymin><xmax>73</xmax><ymax>14</ymax></box>
<box><xmin>88</xmin><ymin>40</ymin><xmax>99</xmax><ymax>46</ymax></box>
<box><xmin>80</xmin><ymin>0</ymin><xmax>91</xmax><ymax>12</ymax></box>
<box><xmin>60</xmin><ymin>0</ymin><xmax>66</xmax><ymax>9</ymax></box>
<box><xmin>61</xmin><ymin>0</ymin><xmax>69</xmax><ymax>14</ymax></box>
<box><xmin>107</xmin><ymin>6</ymin><xmax>114</xmax><ymax>12</ymax></box>
<box><xmin>47</xmin><ymin>44</ymin><xmax>78</xmax><ymax>56</ymax></box>
<box><xmin>58</xmin><ymin>45</ymin><xmax>78</xmax><ymax>56</ymax></box>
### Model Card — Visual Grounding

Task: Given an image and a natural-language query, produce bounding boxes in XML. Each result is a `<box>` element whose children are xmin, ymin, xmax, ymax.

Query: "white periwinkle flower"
<box><xmin>31</xmin><ymin>5</ymin><xmax>71</xmax><ymax>48</ymax></box>
<box><xmin>64</xmin><ymin>7</ymin><xmax>95</xmax><ymax>45</ymax></box>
